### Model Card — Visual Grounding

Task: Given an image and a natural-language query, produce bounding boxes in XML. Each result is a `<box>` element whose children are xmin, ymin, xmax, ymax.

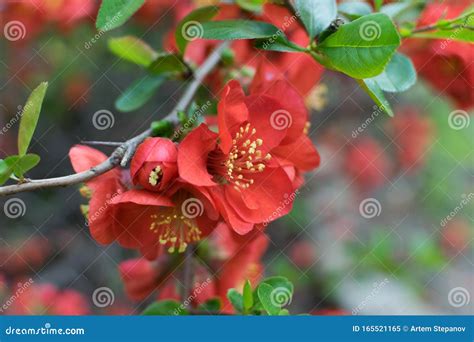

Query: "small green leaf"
<box><xmin>150</xmin><ymin>120</ymin><xmax>174</xmax><ymax>137</ymax></box>
<box><xmin>0</xmin><ymin>159</ymin><xmax>13</xmax><ymax>185</ymax></box>
<box><xmin>227</xmin><ymin>289</ymin><xmax>244</xmax><ymax>313</ymax></box>
<box><xmin>96</xmin><ymin>0</ymin><xmax>145</xmax><ymax>32</ymax></box>
<box><xmin>357</xmin><ymin>79</ymin><xmax>393</xmax><ymax>116</ymax></box>
<box><xmin>108</xmin><ymin>36</ymin><xmax>158</xmax><ymax>67</ymax></box>
<box><xmin>243</xmin><ymin>280</ymin><xmax>254</xmax><ymax>312</ymax></box>
<box><xmin>197</xmin><ymin>298</ymin><xmax>221</xmax><ymax>313</ymax></box>
<box><xmin>374</xmin><ymin>0</ymin><xmax>383</xmax><ymax>11</ymax></box>
<box><xmin>294</xmin><ymin>0</ymin><xmax>337</xmax><ymax>38</ymax></box>
<box><xmin>317</xmin><ymin>13</ymin><xmax>400</xmax><ymax>79</ymax></box>
<box><xmin>254</xmin><ymin>35</ymin><xmax>308</xmax><ymax>52</ymax></box>
<box><xmin>142</xmin><ymin>300</ymin><xmax>187</xmax><ymax>315</ymax></box>
<box><xmin>9</xmin><ymin>154</ymin><xmax>40</xmax><ymax>178</ymax></box>
<box><xmin>367</xmin><ymin>52</ymin><xmax>416</xmax><ymax>93</ymax></box>
<box><xmin>18</xmin><ymin>82</ymin><xmax>48</xmax><ymax>156</ymax></box>
<box><xmin>116</xmin><ymin>75</ymin><xmax>165</xmax><ymax>112</ymax></box>
<box><xmin>175</xmin><ymin>6</ymin><xmax>219</xmax><ymax>55</ymax></box>
<box><xmin>201</xmin><ymin>20</ymin><xmax>280</xmax><ymax>40</ymax></box>
<box><xmin>410</xmin><ymin>28</ymin><xmax>474</xmax><ymax>44</ymax></box>
<box><xmin>236</xmin><ymin>0</ymin><xmax>265</xmax><ymax>12</ymax></box>
<box><xmin>257</xmin><ymin>283</ymin><xmax>281</xmax><ymax>315</ymax></box>
<box><xmin>338</xmin><ymin>1</ymin><xmax>372</xmax><ymax>20</ymax></box>
<box><xmin>148</xmin><ymin>54</ymin><xmax>188</xmax><ymax>75</ymax></box>
<box><xmin>279</xmin><ymin>309</ymin><xmax>290</xmax><ymax>315</ymax></box>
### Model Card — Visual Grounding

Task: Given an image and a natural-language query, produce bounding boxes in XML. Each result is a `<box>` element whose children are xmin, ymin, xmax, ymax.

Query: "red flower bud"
<box><xmin>131</xmin><ymin>138</ymin><xmax>178</xmax><ymax>192</ymax></box>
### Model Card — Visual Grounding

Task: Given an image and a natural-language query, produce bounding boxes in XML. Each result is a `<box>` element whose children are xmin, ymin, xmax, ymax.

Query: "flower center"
<box><xmin>210</xmin><ymin>123</ymin><xmax>271</xmax><ymax>191</ymax></box>
<box><xmin>148</xmin><ymin>166</ymin><xmax>163</xmax><ymax>186</ymax></box>
<box><xmin>149</xmin><ymin>209</ymin><xmax>202</xmax><ymax>253</ymax></box>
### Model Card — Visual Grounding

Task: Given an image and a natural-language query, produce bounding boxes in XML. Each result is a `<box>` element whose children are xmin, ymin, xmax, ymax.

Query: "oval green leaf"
<box><xmin>317</xmin><ymin>13</ymin><xmax>401</xmax><ymax>79</ymax></box>
<box><xmin>18</xmin><ymin>82</ymin><xmax>48</xmax><ymax>156</ymax></box>
<box><xmin>96</xmin><ymin>0</ymin><xmax>145</xmax><ymax>32</ymax></box>
<box><xmin>201</xmin><ymin>20</ymin><xmax>280</xmax><ymax>40</ymax></box>
<box><xmin>294</xmin><ymin>0</ymin><xmax>337</xmax><ymax>38</ymax></box>
<box><xmin>115</xmin><ymin>75</ymin><xmax>165</xmax><ymax>112</ymax></box>
<box><xmin>108</xmin><ymin>36</ymin><xmax>158</xmax><ymax>67</ymax></box>
<box><xmin>368</xmin><ymin>52</ymin><xmax>417</xmax><ymax>93</ymax></box>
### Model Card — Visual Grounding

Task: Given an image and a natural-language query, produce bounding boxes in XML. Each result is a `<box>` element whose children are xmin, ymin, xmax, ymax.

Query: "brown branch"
<box><xmin>0</xmin><ymin>42</ymin><xmax>229</xmax><ymax>197</ymax></box>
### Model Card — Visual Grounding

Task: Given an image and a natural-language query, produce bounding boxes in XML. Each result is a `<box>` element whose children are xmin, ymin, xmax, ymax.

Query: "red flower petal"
<box><xmin>178</xmin><ymin>124</ymin><xmax>218</xmax><ymax>187</ymax></box>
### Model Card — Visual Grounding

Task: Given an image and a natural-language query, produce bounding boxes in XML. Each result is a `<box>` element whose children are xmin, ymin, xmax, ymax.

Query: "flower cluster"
<box><xmin>70</xmin><ymin>77</ymin><xmax>320</xmax><ymax>261</ymax></box>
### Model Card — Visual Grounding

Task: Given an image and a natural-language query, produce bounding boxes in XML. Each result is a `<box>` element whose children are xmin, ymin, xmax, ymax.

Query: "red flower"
<box><xmin>6</xmin><ymin>283</ymin><xmax>90</xmax><ymax>315</ymax></box>
<box><xmin>403</xmin><ymin>0</ymin><xmax>473</xmax><ymax>109</ymax></box>
<box><xmin>255</xmin><ymin>4</ymin><xmax>324</xmax><ymax>98</ymax></box>
<box><xmin>345</xmin><ymin>138</ymin><xmax>390</xmax><ymax>192</ymax></box>
<box><xmin>130</xmin><ymin>138</ymin><xmax>178</xmax><ymax>192</ymax></box>
<box><xmin>389</xmin><ymin>108</ymin><xmax>433</xmax><ymax>172</ymax></box>
<box><xmin>213</xmin><ymin>223</ymin><xmax>268</xmax><ymax>313</ymax></box>
<box><xmin>119</xmin><ymin>258</ymin><xmax>161</xmax><ymax>301</ymax></box>
<box><xmin>109</xmin><ymin>183</ymin><xmax>219</xmax><ymax>259</ymax></box>
<box><xmin>69</xmin><ymin>145</ymin><xmax>126</xmax><ymax>245</ymax></box>
<box><xmin>178</xmin><ymin>80</ymin><xmax>318</xmax><ymax>233</ymax></box>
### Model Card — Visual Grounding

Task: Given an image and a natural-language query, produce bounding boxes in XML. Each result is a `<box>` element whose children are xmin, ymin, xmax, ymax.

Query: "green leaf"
<box><xmin>115</xmin><ymin>75</ymin><xmax>165</xmax><ymax>112</ymax></box>
<box><xmin>142</xmin><ymin>300</ymin><xmax>187</xmax><ymax>315</ymax></box>
<box><xmin>410</xmin><ymin>28</ymin><xmax>474</xmax><ymax>44</ymax></box>
<box><xmin>227</xmin><ymin>289</ymin><xmax>244</xmax><ymax>313</ymax></box>
<box><xmin>260</xmin><ymin>276</ymin><xmax>294</xmax><ymax>295</ymax></box>
<box><xmin>0</xmin><ymin>159</ymin><xmax>13</xmax><ymax>185</ymax></box>
<box><xmin>338</xmin><ymin>1</ymin><xmax>372</xmax><ymax>20</ymax></box>
<box><xmin>9</xmin><ymin>154</ymin><xmax>40</xmax><ymax>178</ymax></box>
<box><xmin>201</xmin><ymin>20</ymin><xmax>280</xmax><ymax>40</ymax></box>
<box><xmin>176</xmin><ymin>6</ymin><xmax>219</xmax><ymax>55</ymax></box>
<box><xmin>317</xmin><ymin>13</ymin><xmax>400</xmax><ymax>79</ymax></box>
<box><xmin>148</xmin><ymin>54</ymin><xmax>188</xmax><ymax>75</ymax></box>
<box><xmin>367</xmin><ymin>52</ymin><xmax>416</xmax><ymax>93</ymax></box>
<box><xmin>18</xmin><ymin>82</ymin><xmax>48</xmax><ymax>156</ymax></box>
<box><xmin>374</xmin><ymin>0</ymin><xmax>383</xmax><ymax>11</ymax></box>
<box><xmin>150</xmin><ymin>120</ymin><xmax>174</xmax><ymax>137</ymax></box>
<box><xmin>197</xmin><ymin>298</ymin><xmax>221</xmax><ymax>313</ymax></box>
<box><xmin>243</xmin><ymin>280</ymin><xmax>254</xmax><ymax>312</ymax></box>
<box><xmin>254</xmin><ymin>35</ymin><xmax>308</xmax><ymax>52</ymax></box>
<box><xmin>236</xmin><ymin>0</ymin><xmax>265</xmax><ymax>12</ymax></box>
<box><xmin>257</xmin><ymin>283</ymin><xmax>281</xmax><ymax>315</ymax></box>
<box><xmin>294</xmin><ymin>0</ymin><xmax>337</xmax><ymax>39</ymax></box>
<box><xmin>357</xmin><ymin>79</ymin><xmax>393</xmax><ymax>116</ymax></box>
<box><xmin>108</xmin><ymin>36</ymin><xmax>158</xmax><ymax>67</ymax></box>
<box><xmin>96</xmin><ymin>0</ymin><xmax>145</xmax><ymax>32</ymax></box>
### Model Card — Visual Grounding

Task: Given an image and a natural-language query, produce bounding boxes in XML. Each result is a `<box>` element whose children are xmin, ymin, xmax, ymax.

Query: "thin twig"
<box><xmin>80</xmin><ymin>141</ymin><xmax>124</xmax><ymax>146</ymax></box>
<box><xmin>181</xmin><ymin>246</ymin><xmax>195</xmax><ymax>301</ymax></box>
<box><xmin>0</xmin><ymin>42</ymin><xmax>229</xmax><ymax>197</ymax></box>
